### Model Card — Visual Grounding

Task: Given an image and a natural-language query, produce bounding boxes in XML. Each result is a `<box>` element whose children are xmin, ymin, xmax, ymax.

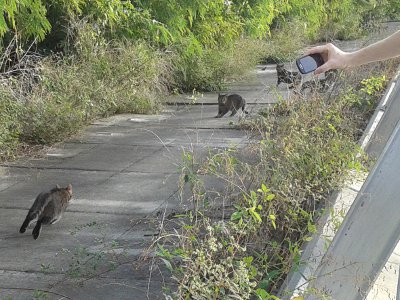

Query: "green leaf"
<box><xmin>231</xmin><ymin>211</ymin><xmax>243</xmax><ymax>221</ymax></box>
<box><xmin>266</xmin><ymin>194</ymin><xmax>275</xmax><ymax>201</ymax></box>
<box><xmin>269</xmin><ymin>214</ymin><xmax>276</xmax><ymax>229</ymax></box>
<box><xmin>250</xmin><ymin>209</ymin><xmax>262</xmax><ymax>223</ymax></box>
<box><xmin>160</xmin><ymin>258</ymin><xmax>173</xmax><ymax>272</ymax></box>
<box><xmin>261</xmin><ymin>184</ymin><xmax>269</xmax><ymax>193</ymax></box>
<box><xmin>256</xmin><ymin>288</ymin><xmax>268</xmax><ymax>299</ymax></box>
<box><xmin>243</xmin><ymin>256</ymin><xmax>254</xmax><ymax>265</ymax></box>
<box><xmin>307</xmin><ymin>222</ymin><xmax>317</xmax><ymax>234</ymax></box>
<box><xmin>258</xmin><ymin>269</ymin><xmax>281</xmax><ymax>292</ymax></box>
<box><xmin>303</xmin><ymin>235</ymin><xmax>313</xmax><ymax>242</ymax></box>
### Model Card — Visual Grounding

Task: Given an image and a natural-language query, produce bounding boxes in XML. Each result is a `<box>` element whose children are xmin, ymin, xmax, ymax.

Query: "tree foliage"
<box><xmin>0</xmin><ymin>0</ymin><xmax>51</xmax><ymax>41</ymax></box>
<box><xmin>1</xmin><ymin>0</ymin><xmax>398</xmax><ymax>52</ymax></box>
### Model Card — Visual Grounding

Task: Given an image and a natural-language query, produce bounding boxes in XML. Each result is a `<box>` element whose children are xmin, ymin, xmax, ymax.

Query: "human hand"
<box><xmin>304</xmin><ymin>43</ymin><xmax>350</xmax><ymax>75</ymax></box>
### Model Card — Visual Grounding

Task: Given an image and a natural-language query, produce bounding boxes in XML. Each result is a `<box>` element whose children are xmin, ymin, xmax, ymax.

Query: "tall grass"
<box><xmin>0</xmin><ymin>31</ymin><xmax>171</xmax><ymax>154</ymax></box>
<box><xmin>172</xmin><ymin>38</ymin><xmax>270</xmax><ymax>92</ymax></box>
<box><xmin>0</xmin><ymin>88</ymin><xmax>23</xmax><ymax>160</ymax></box>
<box><xmin>22</xmin><ymin>41</ymin><xmax>169</xmax><ymax>145</ymax></box>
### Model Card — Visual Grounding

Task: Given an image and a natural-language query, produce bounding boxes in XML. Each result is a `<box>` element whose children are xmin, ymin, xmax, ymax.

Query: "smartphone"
<box><xmin>296</xmin><ymin>54</ymin><xmax>324</xmax><ymax>74</ymax></box>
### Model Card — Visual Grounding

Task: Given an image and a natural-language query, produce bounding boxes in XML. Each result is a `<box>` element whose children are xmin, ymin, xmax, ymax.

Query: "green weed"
<box><xmin>33</xmin><ymin>290</ymin><xmax>48</xmax><ymax>300</ymax></box>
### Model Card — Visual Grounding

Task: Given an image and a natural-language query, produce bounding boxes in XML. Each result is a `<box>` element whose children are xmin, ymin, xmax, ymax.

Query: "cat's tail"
<box><xmin>19</xmin><ymin>211</ymin><xmax>39</xmax><ymax>233</ymax></box>
<box><xmin>32</xmin><ymin>220</ymin><xmax>43</xmax><ymax>240</ymax></box>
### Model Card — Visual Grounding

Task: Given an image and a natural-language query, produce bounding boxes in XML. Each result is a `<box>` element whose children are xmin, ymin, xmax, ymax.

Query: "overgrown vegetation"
<box><xmin>0</xmin><ymin>1</ymin><xmax>399</xmax><ymax>160</ymax></box>
<box><xmin>154</xmin><ymin>61</ymin><xmax>397</xmax><ymax>299</ymax></box>
<box><xmin>0</xmin><ymin>36</ymin><xmax>169</xmax><ymax>157</ymax></box>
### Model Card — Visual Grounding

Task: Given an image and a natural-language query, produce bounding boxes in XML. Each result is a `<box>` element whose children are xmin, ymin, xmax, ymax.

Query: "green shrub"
<box><xmin>21</xmin><ymin>95</ymin><xmax>86</xmax><ymax>144</ymax></box>
<box><xmin>173</xmin><ymin>38</ymin><xmax>269</xmax><ymax>92</ymax></box>
<box><xmin>20</xmin><ymin>39</ymin><xmax>169</xmax><ymax>144</ymax></box>
<box><xmin>222</xmin><ymin>38</ymin><xmax>270</xmax><ymax>81</ymax></box>
<box><xmin>275</xmin><ymin>0</ymin><xmax>400</xmax><ymax>42</ymax></box>
<box><xmin>266</xmin><ymin>20</ymin><xmax>308</xmax><ymax>63</ymax></box>
<box><xmin>0</xmin><ymin>86</ymin><xmax>24</xmax><ymax>159</ymax></box>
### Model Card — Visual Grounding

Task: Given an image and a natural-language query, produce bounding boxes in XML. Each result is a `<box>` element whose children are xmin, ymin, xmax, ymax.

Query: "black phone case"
<box><xmin>296</xmin><ymin>54</ymin><xmax>324</xmax><ymax>74</ymax></box>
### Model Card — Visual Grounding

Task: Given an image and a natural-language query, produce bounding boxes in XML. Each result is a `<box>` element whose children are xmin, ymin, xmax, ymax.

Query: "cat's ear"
<box><xmin>56</xmin><ymin>184</ymin><xmax>61</xmax><ymax>189</ymax></box>
<box><xmin>66</xmin><ymin>184</ymin><xmax>73</xmax><ymax>195</ymax></box>
<box><xmin>218</xmin><ymin>93</ymin><xmax>223</xmax><ymax>98</ymax></box>
<box><xmin>221</xmin><ymin>95</ymin><xmax>228</xmax><ymax>104</ymax></box>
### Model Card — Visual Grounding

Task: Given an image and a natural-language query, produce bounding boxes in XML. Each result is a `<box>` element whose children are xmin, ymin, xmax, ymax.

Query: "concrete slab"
<box><xmin>0</xmin><ymin>207</ymin><xmax>159</xmax><ymax>279</ymax></box>
<box><xmin>75</xmin><ymin>172</ymin><xmax>181</xmax><ymax>214</ymax></box>
<box><xmin>53</xmin><ymin>272</ymin><xmax>166</xmax><ymax>300</ymax></box>
<box><xmin>0</xmin><ymin>266</ymin><xmax>166</xmax><ymax>300</ymax></box>
<box><xmin>91</xmin><ymin>113</ymin><xmax>174</xmax><ymax>126</ymax></box>
<box><xmin>68</xmin><ymin>123</ymin><xmax>241</xmax><ymax>147</ymax></box>
<box><xmin>0</xmin><ymin>169</ymin><xmax>113</xmax><ymax>208</ymax></box>
<box><xmin>125</xmin><ymin>145</ymin><xmax>209</xmax><ymax>174</ymax></box>
<box><xmin>77</xmin><ymin>124</ymin><xmax>250</xmax><ymax>148</ymax></box>
<box><xmin>1</xmin><ymin>171</ymin><xmax>179</xmax><ymax>216</ymax></box>
<box><xmin>0</xmin><ymin>270</ymin><xmax>65</xmax><ymax>300</ymax></box>
<box><xmin>56</xmin><ymin>144</ymin><xmax>162</xmax><ymax>172</ymax></box>
<box><xmin>159</xmin><ymin>105</ymin><xmax>252</xmax><ymax>128</ymax></box>
<box><xmin>68</xmin><ymin>127</ymin><xmax>164</xmax><ymax>146</ymax></box>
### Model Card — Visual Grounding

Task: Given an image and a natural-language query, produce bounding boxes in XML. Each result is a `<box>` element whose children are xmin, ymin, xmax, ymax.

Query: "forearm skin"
<box><xmin>346</xmin><ymin>30</ymin><xmax>400</xmax><ymax>68</ymax></box>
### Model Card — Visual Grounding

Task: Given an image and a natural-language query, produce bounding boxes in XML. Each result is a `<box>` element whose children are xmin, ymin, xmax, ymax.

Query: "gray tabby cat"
<box><xmin>216</xmin><ymin>93</ymin><xmax>248</xmax><ymax>118</ymax></box>
<box><xmin>19</xmin><ymin>184</ymin><xmax>73</xmax><ymax>239</ymax></box>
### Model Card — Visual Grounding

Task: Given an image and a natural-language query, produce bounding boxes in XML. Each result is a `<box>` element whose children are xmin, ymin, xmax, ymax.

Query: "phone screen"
<box><xmin>296</xmin><ymin>54</ymin><xmax>324</xmax><ymax>74</ymax></box>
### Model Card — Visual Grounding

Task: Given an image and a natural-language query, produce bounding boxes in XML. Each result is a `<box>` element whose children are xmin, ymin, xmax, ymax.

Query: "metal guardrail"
<box><xmin>309</xmin><ymin>116</ymin><xmax>400</xmax><ymax>299</ymax></box>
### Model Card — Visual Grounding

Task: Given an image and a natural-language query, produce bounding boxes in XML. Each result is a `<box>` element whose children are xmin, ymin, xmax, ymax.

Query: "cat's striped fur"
<box><xmin>20</xmin><ymin>184</ymin><xmax>72</xmax><ymax>239</ymax></box>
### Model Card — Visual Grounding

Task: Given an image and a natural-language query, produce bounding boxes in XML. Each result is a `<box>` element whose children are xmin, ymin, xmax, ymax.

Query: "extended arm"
<box><xmin>305</xmin><ymin>30</ymin><xmax>400</xmax><ymax>74</ymax></box>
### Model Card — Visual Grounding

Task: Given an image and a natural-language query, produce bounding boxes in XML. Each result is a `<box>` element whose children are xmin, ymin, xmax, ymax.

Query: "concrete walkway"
<box><xmin>0</xmin><ymin>61</ymin><xmax>286</xmax><ymax>299</ymax></box>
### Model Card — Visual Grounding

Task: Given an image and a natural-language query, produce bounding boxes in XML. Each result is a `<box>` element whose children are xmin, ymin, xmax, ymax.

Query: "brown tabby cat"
<box><xmin>216</xmin><ymin>93</ymin><xmax>248</xmax><ymax>118</ymax></box>
<box><xmin>19</xmin><ymin>184</ymin><xmax>73</xmax><ymax>240</ymax></box>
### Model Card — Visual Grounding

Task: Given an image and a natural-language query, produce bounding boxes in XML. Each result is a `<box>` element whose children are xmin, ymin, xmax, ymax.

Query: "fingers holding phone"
<box><xmin>302</xmin><ymin>43</ymin><xmax>350</xmax><ymax>74</ymax></box>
